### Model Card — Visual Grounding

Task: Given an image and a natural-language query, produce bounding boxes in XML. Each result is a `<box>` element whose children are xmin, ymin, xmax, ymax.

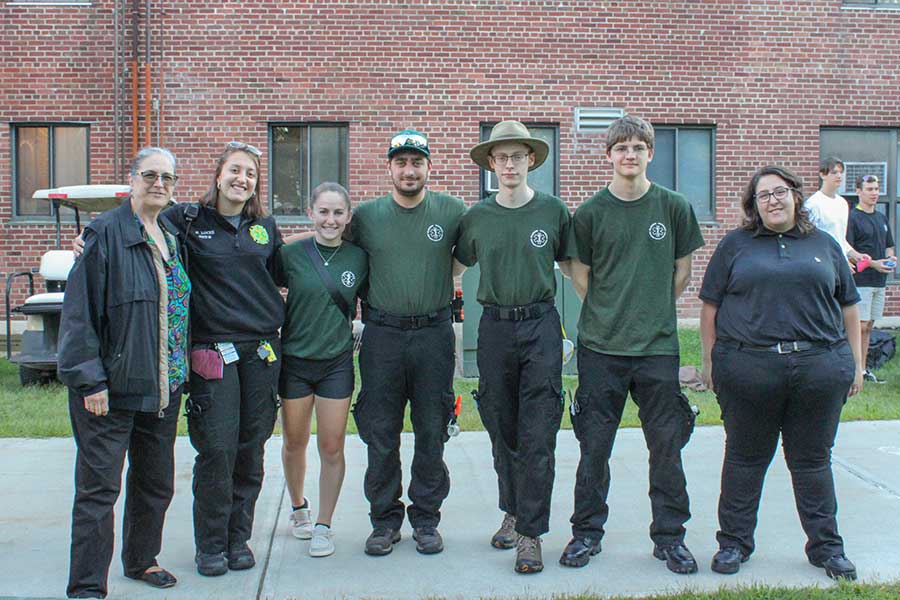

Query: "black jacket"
<box><xmin>163</xmin><ymin>203</ymin><xmax>283</xmax><ymax>343</ymax></box>
<box><xmin>58</xmin><ymin>199</ymin><xmax>186</xmax><ymax>411</ymax></box>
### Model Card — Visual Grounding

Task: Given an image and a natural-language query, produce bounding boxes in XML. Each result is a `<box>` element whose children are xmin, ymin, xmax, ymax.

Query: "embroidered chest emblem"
<box><xmin>341</xmin><ymin>271</ymin><xmax>356</xmax><ymax>288</ymax></box>
<box><xmin>530</xmin><ymin>229</ymin><xmax>549</xmax><ymax>248</ymax></box>
<box><xmin>426</xmin><ymin>224</ymin><xmax>444</xmax><ymax>242</ymax></box>
<box><xmin>249</xmin><ymin>224</ymin><xmax>269</xmax><ymax>245</ymax></box>
<box><xmin>648</xmin><ymin>222</ymin><xmax>667</xmax><ymax>241</ymax></box>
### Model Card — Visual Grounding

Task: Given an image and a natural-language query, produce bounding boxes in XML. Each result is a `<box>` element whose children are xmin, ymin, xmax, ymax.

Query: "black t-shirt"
<box><xmin>700</xmin><ymin>226</ymin><xmax>859</xmax><ymax>346</ymax></box>
<box><xmin>847</xmin><ymin>207</ymin><xmax>895</xmax><ymax>288</ymax></box>
<box><xmin>164</xmin><ymin>203</ymin><xmax>284</xmax><ymax>343</ymax></box>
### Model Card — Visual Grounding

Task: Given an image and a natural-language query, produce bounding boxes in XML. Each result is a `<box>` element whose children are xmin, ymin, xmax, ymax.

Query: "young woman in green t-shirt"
<box><xmin>276</xmin><ymin>183</ymin><xmax>368</xmax><ymax>558</ymax></box>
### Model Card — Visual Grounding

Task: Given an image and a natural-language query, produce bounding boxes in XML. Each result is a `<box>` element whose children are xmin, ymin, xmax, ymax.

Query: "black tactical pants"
<box><xmin>570</xmin><ymin>346</ymin><xmax>694</xmax><ymax>546</ymax></box>
<box><xmin>353</xmin><ymin>316</ymin><xmax>455</xmax><ymax>530</ymax></box>
<box><xmin>67</xmin><ymin>388</ymin><xmax>181</xmax><ymax>599</ymax></box>
<box><xmin>474</xmin><ymin>306</ymin><xmax>564</xmax><ymax>538</ymax></box>
<box><xmin>712</xmin><ymin>341</ymin><xmax>854</xmax><ymax>563</ymax></box>
<box><xmin>187</xmin><ymin>339</ymin><xmax>280</xmax><ymax>554</ymax></box>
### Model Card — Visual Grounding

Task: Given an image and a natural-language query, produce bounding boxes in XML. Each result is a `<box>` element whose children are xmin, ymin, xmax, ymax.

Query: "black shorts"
<box><xmin>278</xmin><ymin>350</ymin><xmax>355</xmax><ymax>400</ymax></box>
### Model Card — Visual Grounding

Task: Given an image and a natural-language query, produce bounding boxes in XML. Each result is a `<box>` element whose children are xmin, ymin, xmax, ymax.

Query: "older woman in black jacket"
<box><xmin>58</xmin><ymin>147</ymin><xmax>190</xmax><ymax>598</ymax></box>
<box><xmin>700</xmin><ymin>165</ymin><xmax>862</xmax><ymax>581</ymax></box>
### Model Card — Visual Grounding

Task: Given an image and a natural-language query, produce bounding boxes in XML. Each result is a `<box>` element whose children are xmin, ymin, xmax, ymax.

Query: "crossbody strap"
<box><xmin>302</xmin><ymin>237</ymin><xmax>351</xmax><ymax>321</ymax></box>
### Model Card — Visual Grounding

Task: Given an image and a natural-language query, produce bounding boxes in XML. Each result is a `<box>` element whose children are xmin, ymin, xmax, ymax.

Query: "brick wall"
<box><xmin>2</xmin><ymin>0</ymin><xmax>899</xmax><ymax>317</ymax></box>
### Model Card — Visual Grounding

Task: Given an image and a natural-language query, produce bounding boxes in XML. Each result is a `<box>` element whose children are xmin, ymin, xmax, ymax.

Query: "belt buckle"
<box><xmin>406</xmin><ymin>315</ymin><xmax>427</xmax><ymax>329</ymax></box>
<box><xmin>511</xmin><ymin>306</ymin><xmax>526</xmax><ymax>321</ymax></box>
<box><xmin>776</xmin><ymin>341</ymin><xmax>799</xmax><ymax>354</ymax></box>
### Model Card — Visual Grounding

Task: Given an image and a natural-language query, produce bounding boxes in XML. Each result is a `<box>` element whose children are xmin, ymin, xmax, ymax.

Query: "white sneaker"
<box><xmin>289</xmin><ymin>501</ymin><xmax>313</xmax><ymax>539</ymax></box>
<box><xmin>309</xmin><ymin>524</ymin><xmax>335</xmax><ymax>557</ymax></box>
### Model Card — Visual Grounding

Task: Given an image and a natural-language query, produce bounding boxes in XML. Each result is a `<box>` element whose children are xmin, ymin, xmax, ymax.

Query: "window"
<box><xmin>270</xmin><ymin>123</ymin><xmax>349</xmax><ymax>218</ymax></box>
<box><xmin>12</xmin><ymin>123</ymin><xmax>89</xmax><ymax>218</ymax></box>
<box><xmin>647</xmin><ymin>126</ymin><xmax>715</xmax><ymax>221</ymax></box>
<box><xmin>479</xmin><ymin>123</ymin><xmax>558</xmax><ymax>198</ymax></box>
<box><xmin>843</xmin><ymin>0</ymin><xmax>900</xmax><ymax>7</ymax></box>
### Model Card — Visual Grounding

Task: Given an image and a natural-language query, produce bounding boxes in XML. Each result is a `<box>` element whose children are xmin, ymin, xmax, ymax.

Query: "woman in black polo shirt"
<box><xmin>699</xmin><ymin>165</ymin><xmax>863</xmax><ymax>581</ymax></box>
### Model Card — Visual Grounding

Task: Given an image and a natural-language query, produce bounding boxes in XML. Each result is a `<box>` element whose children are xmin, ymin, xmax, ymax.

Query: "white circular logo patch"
<box><xmin>426</xmin><ymin>224</ymin><xmax>444</xmax><ymax>242</ymax></box>
<box><xmin>340</xmin><ymin>271</ymin><xmax>356</xmax><ymax>288</ymax></box>
<box><xmin>648</xmin><ymin>222</ymin><xmax>667</xmax><ymax>240</ymax></box>
<box><xmin>530</xmin><ymin>229</ymin><xmax>549</xmax><ymax>248</ymax></box>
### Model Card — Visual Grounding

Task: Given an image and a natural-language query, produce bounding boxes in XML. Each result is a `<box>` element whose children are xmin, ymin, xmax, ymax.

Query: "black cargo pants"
<box><xmin>474</xmin><ymin>303</ymin><xmax>564</xmax><ymax>538</ymax></box>
<box><xmin>187</xmin><ymin>338</ymin><xmax>280</xmax><ymax>554</ymax></box>
<box><xmin>67</xmin><ymin>388</ymin><xmax>182</xmax><ymax>599</ymax></box>
<box><xmin>569</xmin><ymin>345</ymin><xmax>694</xmax><ymax>546</ymax></box>
<box><xmin>353</xmin><ymin>312</ymin><xmax>455</xmax><ymax>530</ymax></box>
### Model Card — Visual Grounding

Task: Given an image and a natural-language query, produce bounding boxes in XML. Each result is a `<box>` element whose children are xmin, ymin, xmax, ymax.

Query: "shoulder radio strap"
<box><xmin>302</xmin><ymin>237</ymin><xmax>352</xmax><ymax>321</ymax></box>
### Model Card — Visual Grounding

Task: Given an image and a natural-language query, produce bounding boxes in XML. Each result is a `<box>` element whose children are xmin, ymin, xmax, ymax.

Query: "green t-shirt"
<box><xmin>573</xmin><ymin>183</ymin><xmax>704</xmax><ymax>356</ymax></box>
<box><xmin>277</xmin><ymin>240</ymin><xmax>368</xmax><ymax>359</ymax></box>
<box><xmin>351</xmin><ymin>190</ymin><xmax>465</xmax><ymax>316</ymax></box>
<box><xmin>455</xmin><ymin>191</ymin><xmax>572</xmax><ymax>306</ymax></box>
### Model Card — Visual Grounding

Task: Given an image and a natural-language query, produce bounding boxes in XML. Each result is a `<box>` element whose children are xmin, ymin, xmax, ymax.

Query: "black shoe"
<box><xmin>653</xmin><ymin>542</ymin><xmax>699</xmax><ymax>574</ymax></box>
<box><xmin>413</xmin><ymin>526</ymin><xmax>444</xmax><ymax>554</ymax></box>
<box><xmin>227</xmin><ymin>543</ymin><xmax>256</xmax><ymax>570</ymax></box>
<box><xmin>559</xmin><ymin>536</ymin><xmax>602</xmax><ymax>568</ymax></box>
<box><xmin>365</xmin><ymin>527</ymin><xmax>401</xmax><ymax>556</ymax></box>
<box><xmin>195</xmin><ymin>551</ymin><xmax>228</xmax><ymax>577</ymax></box>
<box><xmin>711</xmin><ymin>546</ymin><xmax>748</xmax><ymax>575</ymax></box>
<box><xmin>811</xmin><ymin>553</ymin><xmax>857</xmax><ymax>581</ymax></box>
<box><xmin>126</xmin><ymin>567</ymin><xmax>177</xmax><ymax>589</ymax></box>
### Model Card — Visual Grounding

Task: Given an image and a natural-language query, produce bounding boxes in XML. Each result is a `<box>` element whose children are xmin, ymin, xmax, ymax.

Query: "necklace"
<box><xmin>315</xmin><ymin>241</ymin><xmax>341</xmax><ymax>266</ymax></box>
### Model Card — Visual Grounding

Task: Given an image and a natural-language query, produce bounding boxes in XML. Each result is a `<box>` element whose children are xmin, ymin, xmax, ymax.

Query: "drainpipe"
<box><xmin>144</xmin><ymin>0</ymin><xmax>151</xmax><ymax>147</ymax></box>
<box><xmin>131</xmin><ymin>0</ymin><xmax>139</xmax><ymax>156</ymax></box>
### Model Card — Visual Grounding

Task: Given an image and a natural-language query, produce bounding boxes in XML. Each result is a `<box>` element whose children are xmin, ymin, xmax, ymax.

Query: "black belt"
<box><xmin>482</xmin><ymin>301</ymin><xmax>554</xmax><ymax>322</ymax></box>
<box><xmin>721</xmin><ymin>339</ymin><xmax>831</xmax><ymax>354</ymax></box>
<box><xmin>367</xmin><ymin>306</ymin><xmax>451</xmax><ymax>330</ymax></box>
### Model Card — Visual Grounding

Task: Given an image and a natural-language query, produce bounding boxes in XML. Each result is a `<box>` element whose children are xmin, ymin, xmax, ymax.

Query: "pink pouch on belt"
<box><xmin>191</xmin><ymin>348</ymin><xmax>224</xmax><ymax>380</ymax></box>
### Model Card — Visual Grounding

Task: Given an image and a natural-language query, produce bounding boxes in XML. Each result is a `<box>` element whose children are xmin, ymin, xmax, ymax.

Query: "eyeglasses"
<box><xmin>755</xmin><ymin>186</ymin><xmax>794</xmax><ymax>203</ymax></box>
<box><xmin>227</xmin><ymin>141</ymin><xmax>262</xmax><ymax>157</ymax></box>
<box><xmin>139</xmin><ymin>170</ymin><xmax>178</xmax><ymax>186</ymax></box>
<box><xmin>390</xmin><ymin>133</ymin><xmax>428</xmax><ymax>149</ymax></box>
<box><xmin>610</xmin><ymin>143</ymin><xmax>650</xmax><ymax>155</ymax></box>
<box><xmin>490</xmin><ymin>152</ymin><xmax>529</xmax><ymax>166</ymax></box>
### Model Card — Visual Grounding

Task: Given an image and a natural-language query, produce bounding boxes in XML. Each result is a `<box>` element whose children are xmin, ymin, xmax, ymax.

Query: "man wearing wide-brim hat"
<box><xmin>454</xmin><ymin>120</ymin><xmax>574</xmax><ymax>574</ymax></box>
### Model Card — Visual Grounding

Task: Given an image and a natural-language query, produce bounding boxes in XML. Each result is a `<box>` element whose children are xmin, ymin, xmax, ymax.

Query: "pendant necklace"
<box><xmin>315</xmin><ymin>242</ymin><xmax>341</xmax><ymax>266</ymax></box>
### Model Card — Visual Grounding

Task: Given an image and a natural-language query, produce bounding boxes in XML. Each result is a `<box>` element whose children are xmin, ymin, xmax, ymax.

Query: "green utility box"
<box><xmin>460</xmin><ymin>264</ymin><xmax>582</xmax><ymax>378</ymax></box>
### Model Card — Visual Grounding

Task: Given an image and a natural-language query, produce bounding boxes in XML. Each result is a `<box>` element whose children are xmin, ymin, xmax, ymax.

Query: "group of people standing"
<box><xmin>56</xmin><ymin>114</ymin><xmax>866</xmax><ymax>599</ymax></box>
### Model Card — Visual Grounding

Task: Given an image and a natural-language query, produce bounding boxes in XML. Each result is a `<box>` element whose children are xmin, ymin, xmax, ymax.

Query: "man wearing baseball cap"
<box><xmin>350</xmin><ymin>129</ymin><xmax>466</xmax><ymax>557</ymax></box>
<box><xmin>455</xmin><ymin>120</ymin><xmax>573</xmax><ymax>573</ymax></box>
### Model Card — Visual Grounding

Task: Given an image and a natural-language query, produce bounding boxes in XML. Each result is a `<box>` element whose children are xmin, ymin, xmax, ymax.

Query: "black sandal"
<box><xmin>127</xmin><ymin>567</ymin><xmax>177</xmax><ymax>589</ymax></box>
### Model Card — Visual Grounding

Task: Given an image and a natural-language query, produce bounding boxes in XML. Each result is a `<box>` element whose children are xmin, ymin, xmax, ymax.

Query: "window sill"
<box><xmin>7</xmin><ymin>216</ymin><xmax>79</xmax><ymax>226</ymax></box>
<box><xmin>273</xmin><ymin>215</ymin><xmax>313</xmax><ymax>226</ymax></box>
<box><xmin>841</xmin><ymin>4</ymin><xmax>900</xmax><ymax>10</ymax></box>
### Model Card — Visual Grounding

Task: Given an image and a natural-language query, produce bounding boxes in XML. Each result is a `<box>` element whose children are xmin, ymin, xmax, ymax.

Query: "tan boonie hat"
<box><xmin>469</xmin><ymin>120</ymin><xmax>550</xmax><ymax>172</ymax></box>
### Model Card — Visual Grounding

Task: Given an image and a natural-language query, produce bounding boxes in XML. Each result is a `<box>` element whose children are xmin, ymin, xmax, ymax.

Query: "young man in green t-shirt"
<box><xmin>455</xmin><ymin>121</ymin><xmax>572</xmax><ymax>574</ymax></box>
<box><xmin>350</xmin><ymin>130</ymin><xmax>466</xmax><ymax>557</ymax></box>
<box><xmin>561</xmin><ymin>115</ymin><xmax>704</xmax><ymax>574</ymax></box>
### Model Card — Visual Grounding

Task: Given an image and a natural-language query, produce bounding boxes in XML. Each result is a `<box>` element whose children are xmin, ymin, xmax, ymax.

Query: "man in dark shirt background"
<box><xmin>847</xmin><ymin>174</ymin><xmax>895</xmax><ymax>383</ymax></box>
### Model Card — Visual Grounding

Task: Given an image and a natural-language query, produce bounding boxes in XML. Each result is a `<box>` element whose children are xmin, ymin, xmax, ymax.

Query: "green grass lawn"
<box><xmin>2</xmin><ymin>329</ymin><xmax>898</xmax><ymax>438</ymax></box>
<box><xmin>521</xmin><ymin>581</ymin><xmax>900</xmax><ymax>600</ymax></box>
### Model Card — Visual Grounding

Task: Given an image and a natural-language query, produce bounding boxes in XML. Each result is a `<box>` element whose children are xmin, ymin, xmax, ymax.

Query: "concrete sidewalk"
<box><xmin>1</xmin><ymin>422</ymin><xmax>899</xmax><ymax>600</ymax></box>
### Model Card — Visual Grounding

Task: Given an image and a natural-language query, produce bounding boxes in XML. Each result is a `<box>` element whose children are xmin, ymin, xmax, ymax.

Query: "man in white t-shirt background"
<box><xmin>804</xmin><ymin>156</ymin><xmax>868</xmax><ymax>264</ymax></box>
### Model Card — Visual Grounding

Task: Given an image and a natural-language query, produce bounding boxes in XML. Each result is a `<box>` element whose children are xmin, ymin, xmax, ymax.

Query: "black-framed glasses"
<box><xmin>139</xmin><ymin>170</ymin><xmax>178</xmax><ymax>186</ymax></box>
<box><xmin>755</xmin><ymin>186</ymin><xmax>794</xmax><ymax>203</ymax></box>
<box><xmin>227</xmin><ymin>141</ymin><xmax>262</xmax><ymax>157</ymax></box>
<box><xmin>490</xmin><ymin>152</ymin><xmax>529</xmax><ymax>166</ymax></box>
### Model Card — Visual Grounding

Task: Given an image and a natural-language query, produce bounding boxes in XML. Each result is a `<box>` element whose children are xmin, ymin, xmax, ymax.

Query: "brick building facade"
<box><xmin>2</xmin><ymin>0</ymin><xmax>899</xmax><ymax>323</ymax></box>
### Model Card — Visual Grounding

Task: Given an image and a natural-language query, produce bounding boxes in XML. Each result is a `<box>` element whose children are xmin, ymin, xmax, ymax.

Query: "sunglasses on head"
<box><xmin>226</xmin><ymin>141</ymin><xmax>262</xmax><ymax>157</ymax></box>
<box><xmin>390</xmin><ymin>133</ymin><xmax>428</xmax><ymax>149</ymax></box>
